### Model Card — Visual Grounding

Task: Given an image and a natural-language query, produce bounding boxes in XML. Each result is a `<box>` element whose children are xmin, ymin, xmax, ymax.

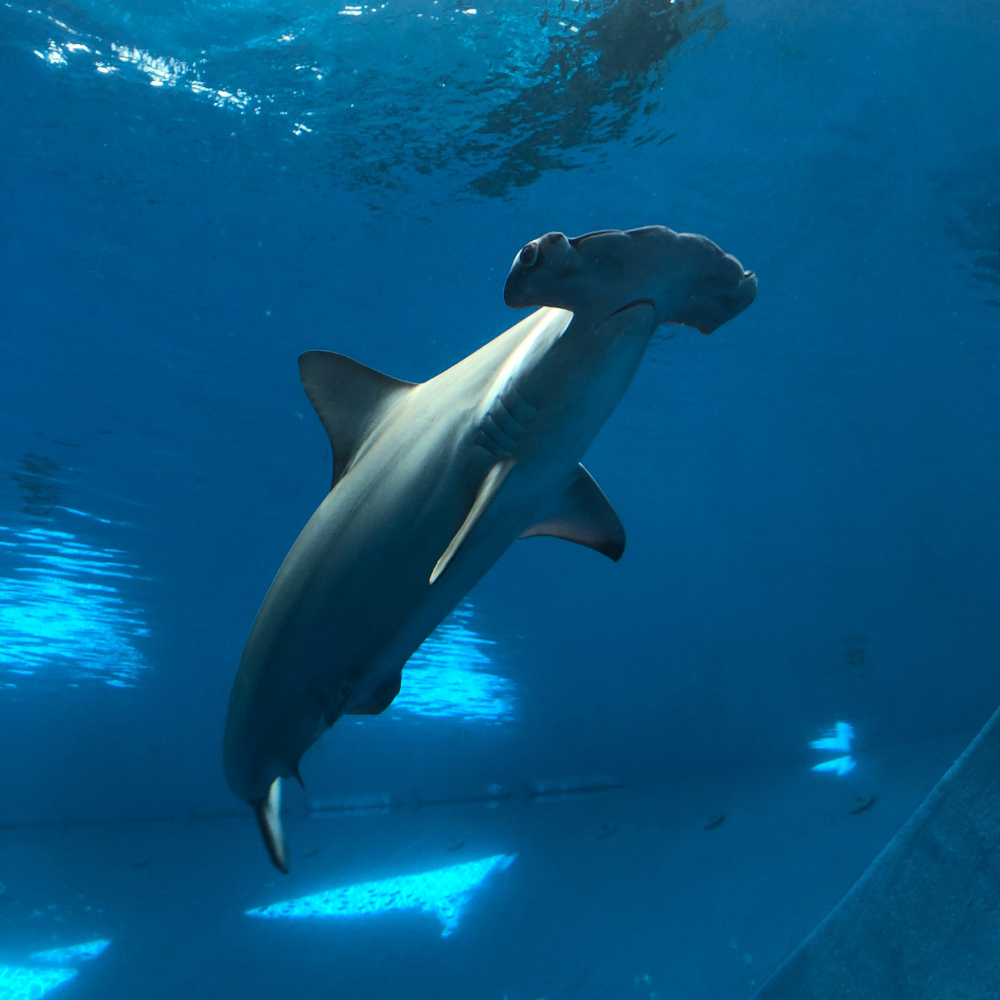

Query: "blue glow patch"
<box><xmin>812</xmin><ymin>755</ymin><xmax>856</xmax><ymax>776</ymax></box>
<box><xmin>0</xmin><ymin>525</ymin><xmax>149</xmax><ymax>688</ymax></box>
<box><xmin>247</xmin><ymin>853</ymin><xmax>516</xmax><ymax>937</ymax></box>
<box><xmin>394</xmin><ymin>603</ymin><xmax>516</xmax><ymax>723</ymax></box>
<box><xmin>810</xmin><ymin>721</ymin><xmax>854</xmax><ymax>753</ymax></box>
<box><xmin>31</xmin><ymin>939</ymin><xmax>110</xmax><ymax>964</ymax></box>
<box><xmin>810</xmin><ymin>722</ymin><xmax>856</xmax><ymax>776</ymax></box>
<box><xmin>0</xmin><ymin>965</ymin><xmax>77</xmax><ymax>999</ymax></box>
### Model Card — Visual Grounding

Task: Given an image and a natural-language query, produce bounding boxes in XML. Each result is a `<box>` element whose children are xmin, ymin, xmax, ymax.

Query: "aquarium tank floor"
<box><xmin>0</xmin><ymin>732</ymin><xmax>973</xmax><ymax>999</ymax></box>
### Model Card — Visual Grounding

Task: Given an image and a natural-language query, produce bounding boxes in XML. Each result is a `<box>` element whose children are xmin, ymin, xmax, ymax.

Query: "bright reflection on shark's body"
<box><xmin>392</xmin><ymin>602</ymin><xmax>516</xmax><ymax>723</ymax></box>
<box><xmin>0</xmin><ymin>965</ymin><xmax>77</xmax><ymax>1000</ymax></box>
<box><xmin>0</xmin><ymin>524</ymin><xmax>149</xmax><ymax>688</ymax></box>
<box><xmin>246</xmin><ymin>853</ymin><xmax>517</xmax><ymax>937</ymax></box>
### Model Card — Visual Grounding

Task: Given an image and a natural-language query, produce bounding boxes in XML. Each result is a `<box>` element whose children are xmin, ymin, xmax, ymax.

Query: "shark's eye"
<box><xmin>518</xmin><ymin>242</ymin><xmax>538</xmax><ymax>268</ymax></box>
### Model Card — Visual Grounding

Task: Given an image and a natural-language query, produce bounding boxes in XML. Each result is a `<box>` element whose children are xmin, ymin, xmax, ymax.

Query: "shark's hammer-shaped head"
<box><xmin>503</xmin><ymin>225</ymin><xmax>757</xmax><ymax>334</ymax></box>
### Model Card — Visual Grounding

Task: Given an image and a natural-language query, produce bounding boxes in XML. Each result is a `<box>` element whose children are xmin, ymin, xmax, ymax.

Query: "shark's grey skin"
<box><xmin>223</xmin><ymin>225</ymin><xmax>757</xmax><ymax>871</ymax></box>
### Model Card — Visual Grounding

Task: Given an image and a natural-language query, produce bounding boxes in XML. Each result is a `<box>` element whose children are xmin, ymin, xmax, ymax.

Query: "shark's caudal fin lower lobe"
<box><xmin>253</xmin><ymin>778</ymin><xmax>289</xmax><ymax>874</ymax></box>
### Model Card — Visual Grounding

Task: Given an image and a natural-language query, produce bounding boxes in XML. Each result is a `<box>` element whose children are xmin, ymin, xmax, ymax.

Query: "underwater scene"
<box><xmin>2</xmin><ymin>0</ymin><xmax>1000</xmax><ymax>996</ymax></box>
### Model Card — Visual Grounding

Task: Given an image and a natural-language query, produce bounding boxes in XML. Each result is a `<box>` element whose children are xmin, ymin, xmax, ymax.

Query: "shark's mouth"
<box><xmin>609</xmin><ymin>297</ymin><xmax>656</xmax><ymax>318</ymax></box>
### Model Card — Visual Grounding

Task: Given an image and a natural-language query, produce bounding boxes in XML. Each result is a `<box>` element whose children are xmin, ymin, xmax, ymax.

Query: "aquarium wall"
<box><xmin>1</xmin><ymin>0</ymin><xmax>998</xmax><ymax>996</ymax></box>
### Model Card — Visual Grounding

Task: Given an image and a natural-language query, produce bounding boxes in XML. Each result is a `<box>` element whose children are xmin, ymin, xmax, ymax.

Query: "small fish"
<box><xmin>851</xmin><ymin>793</ymin><xmax>877</xmax><ymax>815</ymax></box>
<box><xmin>446</xmin><ymin>838</ymin><xmax>466</xmax><ymax>852</ymax></box>
<box><xmin>596</xmin><ymin>823</ymin><xmax>616</xmax><ymax>840</ymax></box>
<box><xmin>704</xmin><ymin>814</ymin><xmax>726</xmax><ymax>830</ymax></box>
<box><xmin>131</xmin><ymin>859</ymin><xmax>150</xmax><ymax>869</ymax></box>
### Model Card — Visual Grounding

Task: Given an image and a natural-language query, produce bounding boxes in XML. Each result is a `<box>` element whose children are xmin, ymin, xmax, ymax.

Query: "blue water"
<box><xmin>1</xmin><ymin>0</ymin><xmax>998</xmax><ymax>995</ymax></box>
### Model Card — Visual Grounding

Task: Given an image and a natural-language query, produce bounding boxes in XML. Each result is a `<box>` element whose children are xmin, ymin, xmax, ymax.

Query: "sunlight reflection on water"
<box><xmin>13</xmin><ymin>0</ymin><xmax>722</xmax><ymax>197</ymax></box>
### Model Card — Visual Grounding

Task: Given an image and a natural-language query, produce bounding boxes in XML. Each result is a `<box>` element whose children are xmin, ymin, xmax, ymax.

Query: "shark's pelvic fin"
<box><xmin>253</xmin><ymin>777</ymin><xmax>289</xmax><ymax>874</ymax></box>
<box><xmin>299</xmin><ymin>351</ymin><xmax>416</xmax><ymax>489</ymax></box>
<box><xmin>347</xmin><ymin>670</ymin><xmax>403</xmax><ymax>715</ymax></box>
<box><xmin>519</xmin><ymin>464</ymin><xmax>626</xmax><ymax>561</ymax></box>
<box><xmin>431</xmin><ymin>461</ymin><xmax>513</xmax><ymax>585</ymax></box>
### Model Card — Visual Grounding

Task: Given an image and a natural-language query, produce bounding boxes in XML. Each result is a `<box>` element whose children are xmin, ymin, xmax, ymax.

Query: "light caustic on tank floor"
<box><xmin>0</xmin><ymin>939</ymin><xmax>111</xmax><ymax>1000</ymax></box>
<box><xmin>247</xmin><ymin>854</ymin><xmax>517</xmax><ymax>938</ymax></box>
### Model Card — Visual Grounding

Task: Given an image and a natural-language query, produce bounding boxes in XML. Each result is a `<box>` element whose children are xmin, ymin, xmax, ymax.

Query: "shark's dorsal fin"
<box><xmin>520</xmin><ymin>464</ymin><xmax>625</xmax><ymax>561</ymax></box>
<box><xmin>430</xmin><ymin>460</ymin><xmax>513</xmax><ymax>585</ymax></box>
<box><xmin>299</xmin><ymin>351</ymin><xmax>416</xmax><ymax>488</ymax></box>
<box><xmin>347</xmin><ymin>670</ymin><xmax>402</xmax><ymax>715</ymax></box>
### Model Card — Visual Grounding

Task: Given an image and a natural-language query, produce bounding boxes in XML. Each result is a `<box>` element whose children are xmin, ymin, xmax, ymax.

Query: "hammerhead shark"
<box><xmin>224</xmin><ymin>226</ymin><xmax>757</xmax><ymax>871</ymax></box>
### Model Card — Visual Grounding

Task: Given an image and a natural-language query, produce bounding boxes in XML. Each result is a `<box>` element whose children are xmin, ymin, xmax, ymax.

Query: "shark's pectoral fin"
<box><xmin>347</xmin><ymin>671</ymin><xmax>403</xmax><ymax>715</ymax></box>
<box><xmin>299</xmin><ymin>351</ymin><xmax>416</xmax><ymax>488</ymax></box>
<box><xmin>253</xmin><ymin>777</ymin><xmax>289</xmax><ymax>874</ymax></box>
<box><xmin>431</xmin><ymin>461</ymin><xmax>513</xmax><ymax>585</ymax></box>
<box><xmin>520</xmin><ymin>464</ymin><xmax>626</xmax><ymax>562</ymax></box>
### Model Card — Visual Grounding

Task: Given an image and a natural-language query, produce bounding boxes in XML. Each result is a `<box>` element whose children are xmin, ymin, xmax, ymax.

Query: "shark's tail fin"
<box><xmin>253</xmin><ymin>778</ymin><xmax>289</xmax><ymax>874</ymax></box>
